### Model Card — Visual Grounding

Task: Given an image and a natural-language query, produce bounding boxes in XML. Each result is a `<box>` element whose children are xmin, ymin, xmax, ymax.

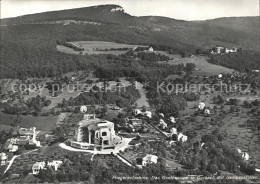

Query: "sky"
<box><xmin>0</xmin><ymin>0</ymin><xmax>259</xmax><ymax>20</ymax></box>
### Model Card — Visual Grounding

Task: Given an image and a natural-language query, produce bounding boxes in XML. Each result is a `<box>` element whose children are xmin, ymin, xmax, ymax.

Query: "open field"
<box><xmin>0</xmin><ymin>112</ymin><xmax>58</xmax><ymax>131</ymax></box>
<box><xmin>158</xmin><ymin>53</ymin><xmax>234</xmax><ymax>76</ymax></box>
<box><xmin>57</xmin><ymin>41</ymin><xmax>146</xmax><ymax>55</ymax></box>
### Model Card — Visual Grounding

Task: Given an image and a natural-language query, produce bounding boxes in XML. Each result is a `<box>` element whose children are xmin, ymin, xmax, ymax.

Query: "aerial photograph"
<box><xmin>0</xmin><ymin>0</ymin><xmax>259</xmax><ymax>183</ymax></box>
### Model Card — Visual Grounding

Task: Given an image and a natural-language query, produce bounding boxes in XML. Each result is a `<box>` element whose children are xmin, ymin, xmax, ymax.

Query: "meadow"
<box><xmin>57</xmin><ymin>41</ymin><xmax>146</xmax><ymax>55</ymax></box>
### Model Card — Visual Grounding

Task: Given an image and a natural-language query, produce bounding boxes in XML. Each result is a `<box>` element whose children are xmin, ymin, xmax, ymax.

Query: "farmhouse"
<box><xmin>142</xmin><ymin>154</ymin><xmax>158</xmax><ymax>166</ymax></box>
<box><xmin>211</xmin><ymin>47</ymin><xmax>224</xmax><ymax>54</ymax></box>
<box><xmin>225</xmin><ymin>47</ymin><xmax>237</xmax><ymax>54</ymax></box>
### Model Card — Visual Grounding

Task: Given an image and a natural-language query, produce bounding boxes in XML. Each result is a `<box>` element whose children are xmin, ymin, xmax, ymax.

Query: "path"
<box><xmin>59</xmin><ymin>137</ymin><xmax>134</xmax><ymax>155</ymax></box>
<box><xmin>4</xmin><ymin>149</ymin><xmax>38</xmax><ymax>173</ymax></box>
<box><xmin>135</xmin><ymin>82</ymin><xmax>150</xmax><ymax>108</ymax></box>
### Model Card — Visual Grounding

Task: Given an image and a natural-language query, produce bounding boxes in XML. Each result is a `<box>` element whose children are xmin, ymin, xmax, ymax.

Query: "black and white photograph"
<box><xmin>0</xmin><ymin>0</ymin><xmax>259</xmax><ymax>183</ymax></box>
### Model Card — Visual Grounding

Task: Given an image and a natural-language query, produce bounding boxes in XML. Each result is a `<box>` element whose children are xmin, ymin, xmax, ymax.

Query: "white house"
<box><xmin>134</xmin><ymin>109</ymin><xmax>142</xmax><ymax>116</ymax></box>
<box><xmin>134</xmin><ymin>109</ymin><xmax>152</xmax><ymax>118</ymax></box>
<box><xmin>170</xmin><ymin>127</ymin><xmax>177</xmax><ymax>135</ymax></box>
<box><xmin>170</xmin><ymin>116</ymin><xmax>176</xmax><ymax>123</ymax></box>
<box><xmin>177</xmin><ymin>133</ymin><xmax>188</xmax><ymax>142</ymax></box>
<box><xmin>147</xmin><ymin>47</ymin><xmax>154</xmax><ymax>52</ymax></box>
<box><xmin>198</xmin><ymin>102</ymin><xmax>205</xmax><ymax>110</ymax></box>
<box><xmin>0</xmin><ymin>152</ymin><xmax>8</xmax><ymax>166</ymax></box>
<box><xmin>80</xmin><ymin>106</ymin><xmax>88</xmax><ymax>113</ymax></box>
<box><xmin>159</xmin><ymin>119</ymin><xmax>167</xmax><ymax>129</ymax></box>
<box><xmin>242</xmin><ymin>152</ymin><xmax>249</xmax><ymax>160</ymax></box>
<box><xmin>47</xmin><ymin>160</ymin><xmax>62</xmax><ymax>171</ymax></box>
<box><xmin>142</xmin><ymin>111</ymin><xmax>152</xmax><ymax>118</ymax></box>
<box><xmin>32</xmin><ymin>162</ymin><xmax>46</xmax><ymax>175</ymax></box>
<box><xmin>204</xmin><ymin>109</ymin><xmax>210</xmax><ymax>115</ymax></box>
<box><xmin>225</xmin><ymin>47</ymin><xmax>237</xmax><ymax>54</ymax></box>
<box><xmin>8</xmin><ymin>144</ymin><xmax>18</xmax><ymax>152</ymax></box>
<box><xmin>142</xmin><ymin>154</ymin><xmax>158</xmax><ymax>166</ymax></box>
<box><xmin>218</xmin><ymin>74</ymin><xmax>223</xmax><ymax>79</ymax></box>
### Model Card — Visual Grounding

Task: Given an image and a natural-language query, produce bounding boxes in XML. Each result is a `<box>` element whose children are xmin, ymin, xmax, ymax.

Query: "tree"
<box><xmin>208</xmin><ymin>164</ymin><xmax>219</xmax><ymax>173</ymax></box>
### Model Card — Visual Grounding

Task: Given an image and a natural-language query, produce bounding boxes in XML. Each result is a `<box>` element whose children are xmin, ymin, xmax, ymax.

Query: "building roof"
<box><xmin>78</xmin><ymin>118</ymin><xmax>114</xmax><ymax>130</ymax></box>
<box><xmin>32</xmin><ymin>162</ymin><xmax>45</xmax><ymax>169</ymax></box>
<box><xmin>0</xmin><ymin>152</ymin><xmax>7</xmax><ymax>160</ymax></box>
<box><xmin>143</xmin><ymin>154</ymin><xmax>158</xmax><ymax>160</ymax></box>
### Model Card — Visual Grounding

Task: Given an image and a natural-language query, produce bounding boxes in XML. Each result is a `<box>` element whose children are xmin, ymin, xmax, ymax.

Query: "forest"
<box><xmin>209</xmin><ymin>50</ymin><xmax>260</xmax><ymax>72</ymax></box>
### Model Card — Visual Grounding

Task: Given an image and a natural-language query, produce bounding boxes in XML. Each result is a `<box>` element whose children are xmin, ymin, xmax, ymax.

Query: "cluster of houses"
<box><xmin>32</xmin><ymin>160</ymin><xmax>63</xmax><ymax>175</ymax></box>
<box><xmin>4</xmin><ymin>127</ymin><xmax>41</xmax><ymax>153</ymax></box>
<box><xmin>158</xmin><ymin>113</ymin><xmax>188</xmax><ymax>142</ymax></box>
<box><xmin>0</xmin><ymin>127</ymin><xmax>41</xmax><ymax>168</ymax></box>
<box><xmin>198</xmin><ymin>102</ymin><xmax>211</xmax><ymax>116</ymax></box>
<box><xmin>211</xmin><ymin>46</ymin><xmax>238</xmax><ymax>55</ymax></box>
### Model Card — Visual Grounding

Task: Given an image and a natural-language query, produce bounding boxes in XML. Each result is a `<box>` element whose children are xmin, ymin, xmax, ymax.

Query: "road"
<box><xmin>4</xmin><ymin>149</ymin><xmax>38</xmax><ymax>174</ymax></box>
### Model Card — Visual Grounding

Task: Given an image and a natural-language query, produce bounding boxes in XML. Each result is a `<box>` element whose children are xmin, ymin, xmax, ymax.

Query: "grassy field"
<box><xmin>158</xmin><ymin>53</ymin><xmax>234</xmax><ymax>76</ymax></box>
<box><xmin>57</xmin><ymin>41</ymin><xmax>146</xmax><ymax>55</ymax></box>
<box><xmin>0</xmin><ymin>112</ymin><xmax>58</xmax><ymax>132</ymax></box>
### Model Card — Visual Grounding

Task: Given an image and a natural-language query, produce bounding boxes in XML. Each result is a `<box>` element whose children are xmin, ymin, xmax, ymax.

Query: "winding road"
<box><xmin>4</xmin><ymin>149</ymin><xmax>38</xmax><ymax>174</ymax></box>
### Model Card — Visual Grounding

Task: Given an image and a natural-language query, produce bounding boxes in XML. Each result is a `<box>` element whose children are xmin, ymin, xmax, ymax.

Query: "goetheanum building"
<box><xmin>68</xmin><ymin>117</ymin><xmax>121</xmax><ymax>151</ymax></box>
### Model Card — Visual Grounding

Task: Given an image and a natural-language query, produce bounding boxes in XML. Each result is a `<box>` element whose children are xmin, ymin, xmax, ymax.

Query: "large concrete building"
<box><xmin>69</xmin><ymin>117</ymin><xmax>120</xmax><ymax>151</ymax></box>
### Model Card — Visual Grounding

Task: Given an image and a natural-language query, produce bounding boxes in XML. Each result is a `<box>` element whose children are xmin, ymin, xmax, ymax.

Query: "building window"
<box><xmin>103</xmin><ymin>140</ymin><xmax>109</xmax><ymax>145</ymax></box>
<box><xmin>102</xmin><ymin>132</ymin><xmax>107</xmax><ymax>136</ymax></box>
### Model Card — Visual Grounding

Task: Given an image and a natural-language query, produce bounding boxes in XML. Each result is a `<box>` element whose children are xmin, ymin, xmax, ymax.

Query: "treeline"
<box><xmin>0</xmin><ymin>41</ymin><xmax>101</xmax><ymax>79</ymax></box>
<box><xmin>3</xmin><ymin>95</ymin><xmax>51</xmax><ymax>115</ymax></box>
<box><xmin>137</xmin><ymin>52</ymin><xmax>170</xmax><ymax>62</ymax></box>
<box><xmin>150</xmin><ymin>44</ymin><xmax>198</xmax><ymax>57</ymax></box>
<box><xmin>94</xmin><ymin>57</ymin><xmax>185</xmax><ymax>82</ymax></box>
<box><xmin>57</xmin><ymin>41</ymin><xmax>84</xmax><ymax>51</ymax></box>
<box><xmin>209</xmin><ymin>50</ymin><xmax>260</xmax><ymax>72</ymax></box>
<box><xmin>60</xmin><ymin>85</ymin><xmax>141</xmax><ymax>108</ymax></box>
<box><xmin>0</xmin><ymin>22</ymin><xmax>200</xmax><ymax>79</ymax></box>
